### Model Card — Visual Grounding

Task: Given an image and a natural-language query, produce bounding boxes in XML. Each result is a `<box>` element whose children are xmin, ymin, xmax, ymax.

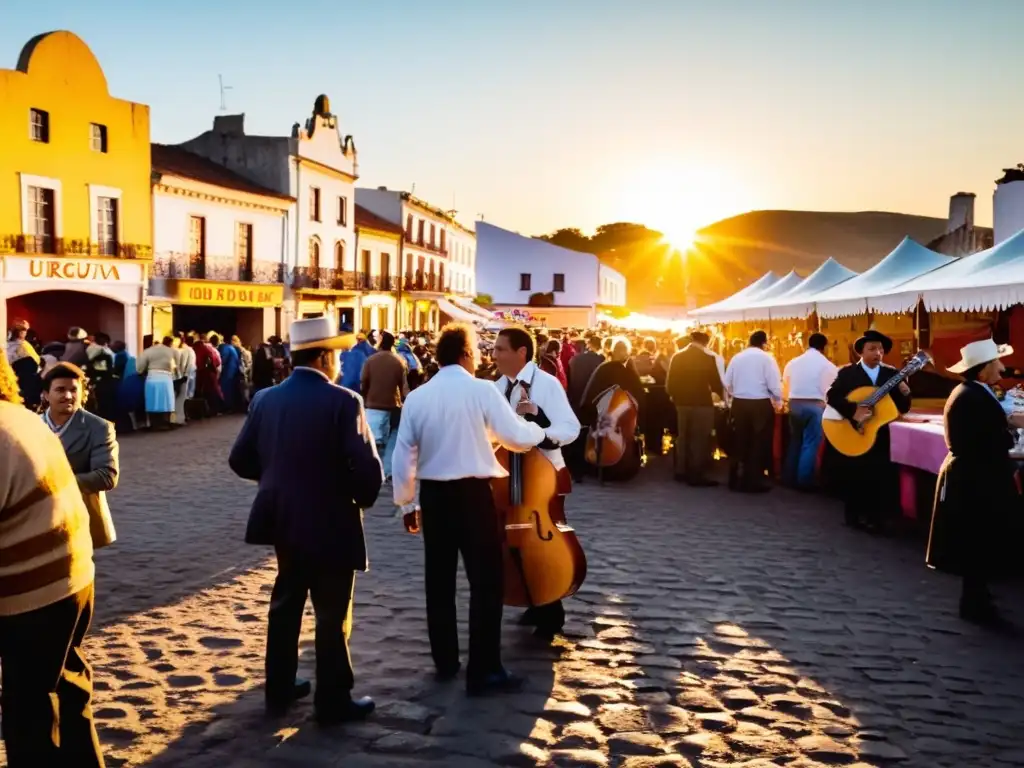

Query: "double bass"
<box><xmin>492</xmin><ymin>447</ymin><xmax>587</xmax><ymax>608</ymax></box>
<box><xmin>584</xmin><ymin>385</ymin><xmax>641</xmax><ymax>481</ymax></box>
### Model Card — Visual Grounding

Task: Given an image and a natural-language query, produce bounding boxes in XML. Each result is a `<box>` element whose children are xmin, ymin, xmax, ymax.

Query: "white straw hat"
<box><xmin>947</xmin><ymin>338</ymin><xmax>1013</xmax><ymax>374</ymax></box>
<box><xmin>288</xmin><ymin>315</ymin><xmax>355</xmax><ymax>351</ymax></box>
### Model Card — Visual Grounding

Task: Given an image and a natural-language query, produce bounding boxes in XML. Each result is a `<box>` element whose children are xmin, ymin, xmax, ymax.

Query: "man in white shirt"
<box><xmin>493</xmin><ymin>326</ymin><xmax>581</xmax><ymax>640</ymax></box>
<box><xmin>723</xmin><ymin>330</ymin><xmax>783</xmax><ymax>493</ymax></box>
<box><xmin>782</xmin><ymin>333</ymin><xmax>838</xmax><ymax>490</ymax></box>
<box><xmin>392</xmin><ymin>324</ymin><xmax>546</xmax><ymax>696</ymax></box>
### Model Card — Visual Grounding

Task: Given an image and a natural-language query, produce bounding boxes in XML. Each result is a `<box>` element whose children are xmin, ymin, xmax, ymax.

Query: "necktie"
<box><xmin>504</xmin><ymin>378</ymin><xmax>516</xmax><ymax>401</ymax></box>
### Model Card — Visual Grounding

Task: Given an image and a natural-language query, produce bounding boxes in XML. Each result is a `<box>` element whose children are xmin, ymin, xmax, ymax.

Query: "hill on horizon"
<box><xmin>536</xmin><ymin>210</ymin><xmax>991</xmax><ymax>309</ymax></box>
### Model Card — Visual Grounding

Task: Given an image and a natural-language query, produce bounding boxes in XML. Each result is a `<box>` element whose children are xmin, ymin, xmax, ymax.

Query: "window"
<box><xmin>333</xmin><ymin>240</ymin><xmax>344</xmax><ymax>269</ymax></box>
<box><xmin>309</xmin><ymin>187</ymin><xmax>321</xmax><ymax>221</ymax></box>
<box><xmin>406</xmin><ymin>214</ymin><xmax>413</xmax><ymax>237</ymax></box>
<box><xmin>189</xmin><ymin>216</ymin><xmax>206</xmax><ymax>277</ymax></box>
<box><xmin>440</xmin><ymin>229</ymin><xmax>446</xmax><ymax>252</ymax></box>
<box><xmin>90</xmin><ymin>123</ymin><xmax>108</xmax><ymax>153</ymax></box>
<box><xmin>310</xmin><ymin>237</ymin><xmax>321</xmax><ymax>269</ymax></box>
<box><xmin>361</xmin><ymin>307</ymin><xmax>372</xmax><ymax>332</ymax></box>
<box><xmin>380</xmin><ymin>253</ymin><xmax>391</xmax><ymax>281</ymax></box>
<box><xmin>361</xmin><ymin>249</ymin><xmax>372</xmax><ymax>275</ymax></box>
<box><xmin>29</xmin><ymin>109</ymin><xmax>49</xmax><ymax>143</ymax></box>
<box><xmin>429</xmin><ymin>223</ymin><xmax>436</xmax><ymax>247</ymax></box>
<box><xmin>27</xmin><ymin>185</ymin><xmax>55</xmax><ymax>253</ymax></box>
<box><xmin>417</xmin><ymin>219</ymin><xmax>425</xmax><ymax>244</ymax></box>
<box><xmin>337</xmin><ymin>196</ymin><xmax>348</xmax><ymax>226</ymax></box>
<box><xmin>95</xmin><ymin>197</ymin><xmax>119</xmax><ymax>256</ymax></box>
<box><xmin>553</xmin><ymin>273</ymin><xmax>565</xmax><ymax>292</ymax></box>
<box><xmin>236</xmin><ymin>222</ymin><xmax>253</xmax><ymax>275</ymax></box>
<box><xmin>520</xmin><ymin>273</ymin><xmax>531</xmax><ymax>291</ymax></box>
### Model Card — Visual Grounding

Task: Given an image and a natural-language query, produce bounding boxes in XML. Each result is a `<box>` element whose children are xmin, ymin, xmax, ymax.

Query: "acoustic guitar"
<box><xmin>822</xmin><ymin>350</ymin><xmax>931</xmax><ymax>457</ymax></box>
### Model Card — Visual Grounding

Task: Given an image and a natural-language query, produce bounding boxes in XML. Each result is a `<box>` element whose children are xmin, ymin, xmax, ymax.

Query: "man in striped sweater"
<box><xmin>0</xmin><ymin>348</ymin><xmax>105</xmax><ymax>767</ymax></box>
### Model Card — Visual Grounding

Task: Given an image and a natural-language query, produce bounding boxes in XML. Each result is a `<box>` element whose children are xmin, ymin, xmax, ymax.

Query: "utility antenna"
<box><xmin>477</xmin><ymin>213</ymin><xmax>485</xmax><ymax>221</ymax></box>
<box><xmin>218</xmin><ymin>75</ymin><xmax>234</xmax><ymax>111</ymax></box>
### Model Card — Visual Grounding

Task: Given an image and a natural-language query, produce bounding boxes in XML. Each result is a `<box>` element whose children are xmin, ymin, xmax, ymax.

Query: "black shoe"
<box><xmin>315</xmin><ymin>696</ymin><xmax>375</xmax><ymax>725</ymax></box>
<box><xmin>687</xmin><ymin>478</ymin><xmax>719</xmax><ymax>487</ymax></box>
<box><xmin>435</xmin><ymin>662</ymin><xmax>462</xmax><ymax>682</ymax></box>
<box><xmin>265</xmin><ymin>678</ymin><xmax>312</xmax><ymax>715</ymax></box>
<box><xmin>467</xmin><ymin>669</ymin><xmax>526</xmax><ymax>697</ymax></box>
<box><xmin>518</xmin><ymin>607</ymin><xmax>538</xmax><ymax>627</ymax></box>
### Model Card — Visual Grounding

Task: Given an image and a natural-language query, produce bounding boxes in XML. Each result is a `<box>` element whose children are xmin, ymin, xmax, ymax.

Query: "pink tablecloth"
<box><xmin>889</xmin><ymin>421</ymin><xmax>946</xmax><ymax>475</ymax></box>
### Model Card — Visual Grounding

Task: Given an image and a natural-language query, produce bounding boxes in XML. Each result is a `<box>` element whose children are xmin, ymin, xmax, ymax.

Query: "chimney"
<box><xmin>213</xmin><ymin>114</ymin><xmax>245</xmax><ymax>137</ymax></box>
<box><xmin>377</xmin><ymin>186</ymin><xmax>387</xmax><ymax>191</ymax></box>
<box><xmin>947</xmin><ymin>192</ymin><xmax>975</xmax><ymax>234</ymax></box>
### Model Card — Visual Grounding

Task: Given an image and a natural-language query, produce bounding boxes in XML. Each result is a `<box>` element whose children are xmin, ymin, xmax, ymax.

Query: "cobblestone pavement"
<box><xmin>5</xmin><ymin>416</ymin><xmax>1024</xmax><ymax>767</ymax></box>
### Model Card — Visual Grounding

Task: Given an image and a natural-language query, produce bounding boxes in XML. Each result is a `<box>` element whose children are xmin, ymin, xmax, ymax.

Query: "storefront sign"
<box><xmin>168</xmin><ymin>279</ymin><xmax>284</xmax><ymax>308</ymax></box>
<box><xmin>493</xmin><ymin>308</ymin><xmax>533</xmax><ymax>323</ymax></box>
<box><xmin>3</xmin><ymin>255</ymin><xmax>143</xmax><ymax>285</ymax></box>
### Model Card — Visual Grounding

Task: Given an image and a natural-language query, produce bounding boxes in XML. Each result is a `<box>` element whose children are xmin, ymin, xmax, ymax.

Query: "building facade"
<box><xmin>447</xmin><ymin>221</ymin><xmax>476</xmax><ymax>297</ymax></box>
<box><xmin>356</xmin><ymin>186</ymin><xmax>476</xmax><ymax>331</ymax></box>
<box><xmin>0</xmin><ymin>31</ymin><xmax>151</xmax><ymax>352</ymax></box>
<box><xmin>149</xmin><ymin>144</ymin><xmax>290</xmax><ymax>346</ymax></box>
<box><xmin>354</xmin><ymin>204</ymin><xmax>401</xmax><ymax>331</ymax></box>
<box><xmin>475</xmin><ymin>221</ymin><xmax>626</xmax><ymax>328</ymax></box>
<box><xmin>179</xmin><ymin>96</ymin><xmax>366</xmax><ymax>334</ymax></box>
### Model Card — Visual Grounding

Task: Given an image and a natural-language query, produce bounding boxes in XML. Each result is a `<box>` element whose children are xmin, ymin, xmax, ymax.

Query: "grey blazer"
<box><xmin>59</xmin><ymin>409</ymin><xmax>119</xmax><ymax>548</ymax></box>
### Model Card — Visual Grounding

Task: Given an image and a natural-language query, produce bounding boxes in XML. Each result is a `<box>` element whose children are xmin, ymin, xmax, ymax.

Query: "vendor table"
<box><xmin>889</xmin><ymin>420</ymin><xmax>946</xmax><ymax>520</ymax></box>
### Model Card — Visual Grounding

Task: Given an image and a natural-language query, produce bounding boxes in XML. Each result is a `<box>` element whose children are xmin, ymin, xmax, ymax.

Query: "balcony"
<box><xmin>402</xmin><ymin>270</ymin><xmax>448</xmax><ymax>293</ymax></box>
<box><xmin>403</xmin><ymin>234</ymin><xmax>448</xmax><ymax>257</ymax></box>
<box><xmin>0</xmin><ymin>234</ymin><xmax>152</xmax><ymax>260</ymax></box>
<box><xmin>292</xmin><ymin>268</ymin><xmax>397</xmax><ymax>292</ymax></box>
<box><xmin>153</xmin><ymin>253</ymin><xmax>284</xmax><ymax>283</ymax></box>
<box><xmin>354</xmin><ymin>273</ymin><xmax>396</xmax><ymax>291</ymax></box>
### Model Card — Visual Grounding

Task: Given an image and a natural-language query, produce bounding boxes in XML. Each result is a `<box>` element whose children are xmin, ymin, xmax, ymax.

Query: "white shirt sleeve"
<box><xmin>482</xmin><ymin>383</ymin><xmax>545</xmax><ymax>452</ymax></box>
<box><xmin>538</xmin><ymin>376</ymin><xmax>581</xmax><ymax>447</ymax></box>
<box><xmin>391</xmin><ymin>400</ymin><xmax>419</xmax><ymax>507</ymax></box>
<box><xmin>767</xmin><ymin>355</ymin><xmax>783</xmax><ymax>402</ymax></box>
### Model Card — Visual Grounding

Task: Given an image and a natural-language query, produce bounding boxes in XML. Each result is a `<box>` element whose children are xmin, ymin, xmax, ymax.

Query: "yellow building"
<box><xmin>0</xmin><ymin>31</ymin><xmax>151</xmax><ymax>352</ymax></box>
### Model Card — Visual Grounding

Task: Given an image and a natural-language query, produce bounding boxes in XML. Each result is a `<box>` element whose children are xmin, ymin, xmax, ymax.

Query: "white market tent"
<box><xmin>870</xmin><ymin>228</ymin><xmax>1024</xmax><ymax>314</ymax></box>
<box><xmin>742</xmin><ymin>258</ymin><xmax>859</xmax><ymax>321</ymax></box>
<box><xmin>449</xmin><ymin>295</ymin><xmax>496</xmax><ymax>321</ymax></box>
<box><xmin>704</xmin><ymin>270</ymin><xmax>806</xmax><ymax>323</ymax></box>
<box><xmin>690</xmin><ymin>271</ymin><xmax>781</xmax><ymax>322</ymax></box>
<box><xmin>812</xmin><ymin>237</ymin><xmax>955</xmax><ymax>318</ymax></box>
<box><xmin>437</xmin><ymin>297</ymin><xmax>489</xmax><ymax>325</ymax></box>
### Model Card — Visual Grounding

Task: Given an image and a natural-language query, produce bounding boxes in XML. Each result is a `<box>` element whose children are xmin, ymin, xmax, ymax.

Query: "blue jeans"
<box><xmin>366</xmin><ymin>409</ymin><xmax>397</xmax><ymax>478</ymax></box>
<box><xmin>785</xmin><ymin>401</ymin><xmax>824</xmax><ymax>488</ymax></box>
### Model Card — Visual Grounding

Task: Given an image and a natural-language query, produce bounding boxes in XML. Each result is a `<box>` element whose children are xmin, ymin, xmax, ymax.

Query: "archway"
<box><xmin>6</xmin><ymin>289</ymin><xmax>125</xmax><ymax>347</ymax></box>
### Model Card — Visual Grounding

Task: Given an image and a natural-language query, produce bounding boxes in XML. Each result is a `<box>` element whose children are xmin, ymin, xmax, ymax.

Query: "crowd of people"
<box><xmin>1</xmin><ymin>312</ymin><xmax>1018</xmax><ymax>764</ymax></box>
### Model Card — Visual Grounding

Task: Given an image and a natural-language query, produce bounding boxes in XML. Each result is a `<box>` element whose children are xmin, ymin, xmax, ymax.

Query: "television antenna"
<box><xmin>218</xmin><ymin>75</ymin><xmax>234</xmax><ymax>111</ymax></box>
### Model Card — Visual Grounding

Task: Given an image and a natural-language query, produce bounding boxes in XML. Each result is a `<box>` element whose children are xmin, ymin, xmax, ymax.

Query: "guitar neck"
<box><xmin>863</xmin><ymin>360</ymin><xmax>920</xmax><ymax>406</ymax></box>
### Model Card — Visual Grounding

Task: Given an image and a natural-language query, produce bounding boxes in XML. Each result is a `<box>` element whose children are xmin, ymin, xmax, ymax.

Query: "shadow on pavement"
<box><xmin>94</xmin><ymin>417</ymin><xmax>268</xmax><ymax>630</ymax></box>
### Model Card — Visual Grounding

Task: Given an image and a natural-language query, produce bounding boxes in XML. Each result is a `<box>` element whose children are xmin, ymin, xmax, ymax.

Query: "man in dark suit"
<box><xmin>565</xmin><ymin>335</ymin><xmax>605</xmax><ymax>479</ymax></box>
<box><xmin>42</xmin><ymin>363</ymin><xmax>119</xmax><ymax>550</ymax></box>
<box><xmin>229</xmin><ymin>316</ymin><xmax>383</xmax><ymax>723</ymax></box>
<box><xmin>666</xmin><ymin>330</ymin><xmax>724</xmax><ymax>486</ymax></box>
<box><xmin>825</xmin><ymin>329</ymin><xmax>911</xmax><ymax>531</ymax></box>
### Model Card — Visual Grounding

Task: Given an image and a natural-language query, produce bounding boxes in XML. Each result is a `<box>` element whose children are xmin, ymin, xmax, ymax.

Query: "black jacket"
<box><xmin>666</xmin><ymin>345</ymin><xmax>724</xmax><ymax>408</ymax></box>
<box><xmin>927</xmin><ymin>382</ymin><xmax>1016</xmax><ymax>576</ymax></box>
<box><xmin>826</xmin><ymin>362</ymin><xmax>912</xmax><ymax>422</ymax></box>
<box><xmin>567</xmin><ymin>351</ymin><xmax>604</xmax><ymax>410</ymax></box>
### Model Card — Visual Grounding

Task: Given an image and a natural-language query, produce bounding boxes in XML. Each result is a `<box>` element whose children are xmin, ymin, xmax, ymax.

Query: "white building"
<box><xmin>179</xmin><ymin>95</ymin><xmax>369</xmax><ymax>333</ymax></box>
<box><xmin>475</xmin><ymin>221</ymin><xmax>626</xmax><ymax>328</ymax></box>
<box><xmin>148</xmin><ymin>144</ymin><xmax>291</xmax><ymax>344</ymax></box>
<box><xmin>994</xmin><ymin>167</ymin><xmax>1024</xmax><ymax>246</ymax></box>
<box><xmin>354</xmin><ymin>204</ymin><xmax>402</xmax><ymax>331</ymax></box>
<box><xmin>356</xmin><ymin>186</ymin><xmax>476</xmax><ymax>330</ymax></box>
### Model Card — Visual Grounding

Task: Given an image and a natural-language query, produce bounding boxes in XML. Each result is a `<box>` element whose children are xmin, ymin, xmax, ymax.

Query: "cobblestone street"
<box><xmin>9</xmin><ymin>415</ymin><xmax>1024</xmax><ymax>767</ymax></box>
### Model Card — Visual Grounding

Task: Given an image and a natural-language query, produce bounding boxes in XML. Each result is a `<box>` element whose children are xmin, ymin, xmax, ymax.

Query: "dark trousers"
<box><xmin>420</xmin><ymin>478</ymin><xmax>504</xmax><ymax>681</ymax></box>
<box><xmin>728</xmin><ymin>398</ymin><xmax>775</xmax><ymax>489</ymax></box>
<box><xmin>266</xmin><ymin>547</ymin><xmax>356</xmax><ymax>710</ymax></box>
<box><xmin>564</xmin><ymin>426</ymin><xmax>589</xmax><ymax>480</ymax></box>
<box><xmin>0</xmin><ymin>582</ymin><xmax>104</xmax><ymax>768</ymax></box>
<box><xmin>840</xmin><ymin>440</ymin><xmax>897</xmax><ymax>527</ymax></box>
<box><xmin>675</xmin><ymin>405</ymin><xmax>714</xmax><ymax>481</ymax></box>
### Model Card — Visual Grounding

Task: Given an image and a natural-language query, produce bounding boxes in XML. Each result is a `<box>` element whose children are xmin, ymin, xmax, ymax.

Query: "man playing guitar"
<box><xmin>493</xmin><ymin>326</ymin><xmax>581</xmax><ymax>640</ymax></box>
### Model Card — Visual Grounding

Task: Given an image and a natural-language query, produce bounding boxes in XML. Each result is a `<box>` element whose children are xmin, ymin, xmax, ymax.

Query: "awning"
<box><xmin>450</xmin><ymin>296</ymin><xmax>495</xmax><ymax>320</ymax></box>
<box><xmin>437</xmin><ymin>297</ymin><xmax>486</xmax><ymax>325</ymax></box>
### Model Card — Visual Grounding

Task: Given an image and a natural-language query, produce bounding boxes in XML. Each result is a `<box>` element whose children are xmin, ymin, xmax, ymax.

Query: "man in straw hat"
<box><xmin>825</xmin><ymin>329</ymin><xmax>912</xmax><ymax>532</ymax></box>
<box><xmin>229</xmin><ymin>316</ymin><xmax>383</xmax><ymax>723</ymax></box>
<box><xmin>927</xmin><ymin>338</ymin><xmax>1024</xmax><ymax>627</ymax></box>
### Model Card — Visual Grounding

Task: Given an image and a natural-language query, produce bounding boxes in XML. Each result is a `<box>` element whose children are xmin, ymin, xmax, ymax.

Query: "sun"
<box><xmin>617</xmin><ymin>163</ymin><xmax>745</xmax><ymax>252</ymax></box>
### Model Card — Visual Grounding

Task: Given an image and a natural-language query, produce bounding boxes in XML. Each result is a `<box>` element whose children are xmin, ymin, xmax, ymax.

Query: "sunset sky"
<box><xmin>4</xmin><ymin>0</ymin><xmax>1024</xmax><ymax>242</ymax></box>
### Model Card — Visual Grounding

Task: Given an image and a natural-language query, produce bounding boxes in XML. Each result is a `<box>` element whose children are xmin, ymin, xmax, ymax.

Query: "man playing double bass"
<box><xmin>825</xmin><ymin>329</ymin><xmax>911</xmax><ymax>532</ymax></box>
<box><xmin>493</xmin><ymin>327</ymin><xmax>581</xmax><ymax>640</ymax></box>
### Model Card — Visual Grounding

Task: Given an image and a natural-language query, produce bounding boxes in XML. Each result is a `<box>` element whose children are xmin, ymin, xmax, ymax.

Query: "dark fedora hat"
<box><xmin>854</xmin><ymin>329</ymin><xmax>893</xmax><ymax>355</ymax></box>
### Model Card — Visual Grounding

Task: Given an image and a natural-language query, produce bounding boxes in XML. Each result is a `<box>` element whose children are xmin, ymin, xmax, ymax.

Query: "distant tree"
<box><xmin>528</xmin><ymin>292</ymin><xmax>555</xmax><ymax>307</ymax></box>
<box><xmin>473</xmin><ymin>293</ymin><xmax>493</xmax><ymax>307</ymax></box>
<box><xmin>535</xmin><ymin>228</ymin><xmax>595</xmax><ymax>253</ymax></box>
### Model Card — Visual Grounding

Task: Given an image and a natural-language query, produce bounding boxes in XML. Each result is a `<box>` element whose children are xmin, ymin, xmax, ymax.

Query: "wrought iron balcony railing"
<box><xmin>0</xmin><ymin>234</ymin><xmax>152</xmax><ymax>260</ymax></box>
<box><xmin>403</xmin><ymin>234</ymin><xmax>448</xmax><ymax>256</ymax></box>
<box><xmin>152</xmin><ymin>253</ymin><xmax>284</xmax><ymax>283</ymax></box>
<box><xmin>402</xmin><ymin>270</ymin><xmax>448</xmax><ymax>292</ymax></box>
